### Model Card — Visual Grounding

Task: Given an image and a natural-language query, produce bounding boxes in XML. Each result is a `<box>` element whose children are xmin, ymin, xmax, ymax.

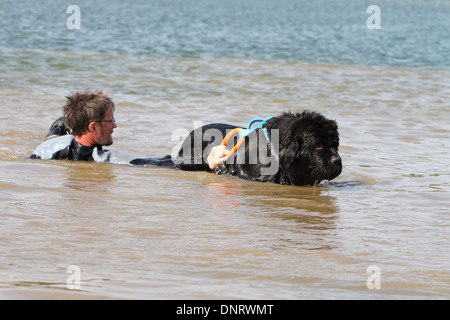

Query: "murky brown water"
<box><xmin>1</xmin><ymin>56</ymin><xmax>449</xmax><ymax>299</ymax></box>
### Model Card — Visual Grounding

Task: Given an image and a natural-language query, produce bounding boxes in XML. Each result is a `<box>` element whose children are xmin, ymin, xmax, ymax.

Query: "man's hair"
<box><xmin>63</xmin><ymin>90</ymin><xmax>115</xmax><ymax>136</ymax></box>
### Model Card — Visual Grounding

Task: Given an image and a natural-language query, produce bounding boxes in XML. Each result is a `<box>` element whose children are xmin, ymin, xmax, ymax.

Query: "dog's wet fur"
<box><xmin>177</xmin><ymin>111</ymin><xmax>342</xmax><ymax>186</ymax></box>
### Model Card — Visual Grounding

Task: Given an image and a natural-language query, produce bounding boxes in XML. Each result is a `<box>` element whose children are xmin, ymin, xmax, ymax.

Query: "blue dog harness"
<box><xmin>238</xmin><ymin>116</ymin><xmax>276</xmax><ymax>142</ymax></box>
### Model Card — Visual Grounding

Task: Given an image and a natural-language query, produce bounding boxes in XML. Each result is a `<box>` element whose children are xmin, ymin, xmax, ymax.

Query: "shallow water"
<box><xmin>1</xmin><ymin>0</ymin><xmax>449</xmax><ymax>299</ymax></box>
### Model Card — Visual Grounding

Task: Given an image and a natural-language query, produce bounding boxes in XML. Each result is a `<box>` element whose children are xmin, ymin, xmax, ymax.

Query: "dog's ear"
<box><xmin>276</xmin><ymin>134</ymin><xmax>303</xmax><ymax>184</ymax></box>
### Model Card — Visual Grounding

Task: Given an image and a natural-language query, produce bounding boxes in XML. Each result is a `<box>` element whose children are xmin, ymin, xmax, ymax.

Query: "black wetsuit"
<box><xmin>30</xmin><ymin>136</ymin><xmax>102</xmax><ymax>161</ymax></box>
<box><xmin>30</xmin><ymin>117</ymin><xmax>207</xmax><ymax>170</ymax></box>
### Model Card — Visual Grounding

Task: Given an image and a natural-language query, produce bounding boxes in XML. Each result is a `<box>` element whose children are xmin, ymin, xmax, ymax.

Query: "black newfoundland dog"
<box><xmin>175</xmin><ymin>111</ymin><xmax>342</xmax><ymax>186</ymax></box>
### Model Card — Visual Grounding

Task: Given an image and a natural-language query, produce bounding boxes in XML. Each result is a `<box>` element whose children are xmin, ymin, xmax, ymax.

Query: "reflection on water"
<box><xmin>62</xmin><ymin>162</ymin><xmax>116</xmax><ymax>193</ymax></box>
<box><xmin>204</xmin><ymin>178</ymin><xmax>341</xmax><ymax>251</ymax></box>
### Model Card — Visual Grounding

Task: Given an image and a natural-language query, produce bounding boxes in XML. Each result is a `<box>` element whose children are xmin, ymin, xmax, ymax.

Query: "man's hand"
<box><xmin>207</xmin><ymin>145</ymin><xmax>229</xmax><ymax>170</ymax></box>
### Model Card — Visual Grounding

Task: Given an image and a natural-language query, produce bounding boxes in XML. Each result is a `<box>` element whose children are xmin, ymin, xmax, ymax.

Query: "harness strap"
<box><xmin>238</xmin><ymin>116</ymin><xmax>275</xmax><ymax>139</ymax></box>
<box><xmin>221</xmin><ymin>116</ymin><xmax>275</xmax><ymax>159</ymax></box>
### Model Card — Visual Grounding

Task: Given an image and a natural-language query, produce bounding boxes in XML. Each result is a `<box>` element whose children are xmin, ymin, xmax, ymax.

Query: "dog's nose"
<box><xmin>331</xmin><ymin>155</ymin><xmax>342</xmax><ymax>165</ymax></box>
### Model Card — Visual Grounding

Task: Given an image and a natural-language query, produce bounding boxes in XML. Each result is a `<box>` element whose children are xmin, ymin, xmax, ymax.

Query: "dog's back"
<box><xmin>177</xmin><ymin>123</ymin><xmax>239</xmax><ymax>167</ymax></box>
<box><xmin>176</xmin><ymin>112</ymin><xmax>342</xmax><ymax>185</ymax></box>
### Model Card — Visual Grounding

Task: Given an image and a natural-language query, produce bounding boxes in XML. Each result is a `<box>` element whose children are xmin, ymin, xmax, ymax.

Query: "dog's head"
<box><xmin>267</xmin><ymin>111</ymin><xmax>342</xmax><ymax>185</ymax></box>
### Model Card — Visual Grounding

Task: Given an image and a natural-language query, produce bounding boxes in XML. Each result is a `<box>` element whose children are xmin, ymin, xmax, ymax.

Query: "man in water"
<box><xmin>30</xmin><ymin>90</ymin><xmax>227</xmax><ymax>169</ymax></box>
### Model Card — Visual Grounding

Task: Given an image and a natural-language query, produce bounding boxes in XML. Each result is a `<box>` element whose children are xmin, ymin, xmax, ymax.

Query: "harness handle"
<box><xmin>220</xmin><ymin>116</ymin><xmax>276</xmax><ymax>160</ymax></box>
<box><xmin>221</xmin><ymin>127</ymin><xmax>244</xmax><ymax>160</ymax></box>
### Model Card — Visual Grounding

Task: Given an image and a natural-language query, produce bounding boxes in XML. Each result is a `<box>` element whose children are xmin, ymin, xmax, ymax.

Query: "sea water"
<box><xmin>0</xmin><ymin>0</ymin><xmax>449</xmax><ymax>299</ymax></box>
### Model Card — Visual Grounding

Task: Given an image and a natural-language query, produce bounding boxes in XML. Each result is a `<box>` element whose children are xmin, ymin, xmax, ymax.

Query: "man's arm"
<box><xmin>29</xmin><ymin>135</ymin><xmax>75</xmax><ymax>160</ymax></box>
<box><xmin>46</xmin><ymin>117</ymin><xmax>73</xmax><ymax>139</ymax></box>
<box><xmin>129</xmin><ymin>145</ymin><xmax>229</xmax><ymax>171</ymax></box>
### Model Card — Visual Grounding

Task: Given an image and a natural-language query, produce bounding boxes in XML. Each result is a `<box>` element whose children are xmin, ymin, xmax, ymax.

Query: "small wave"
<box><xmin>319</xmin><ymin>172</ymin><xmax>376</xmax><ymax>189</ymax></box>
<box><xmin>0</xmin><ymin>147</ymin><xmax>24</xmax><ymax>161</ymax></box>
<box><xmin>322</xmin><ymin>180</ymin><xmax>367</xmax><ymax>189</ymax></box>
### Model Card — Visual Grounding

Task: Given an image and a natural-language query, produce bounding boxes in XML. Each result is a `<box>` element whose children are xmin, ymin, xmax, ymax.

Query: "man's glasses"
<box><xmin>94</xmin><ymin>118</ymin><xmax>116</xmax><ymax>123</ymax></box>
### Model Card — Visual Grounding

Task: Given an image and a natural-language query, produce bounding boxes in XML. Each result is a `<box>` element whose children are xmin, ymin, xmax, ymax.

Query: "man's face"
<box><xmin>96</xmin><ymin>107</ymin><xmax>117</xmax><ymax>146</ymax></box>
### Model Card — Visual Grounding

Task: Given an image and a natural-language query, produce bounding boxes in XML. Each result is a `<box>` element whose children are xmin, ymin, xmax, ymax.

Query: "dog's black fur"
<box><xmin>177</xmin><ymin>111</ymin><xmax>342</xmax><ymax>186</ymax></box>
